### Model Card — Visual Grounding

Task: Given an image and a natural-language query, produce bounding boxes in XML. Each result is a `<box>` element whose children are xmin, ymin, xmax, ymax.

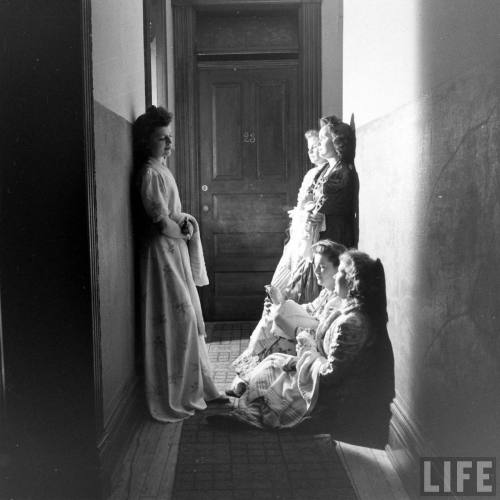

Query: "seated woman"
<box><xmin>210</xmin><ymin>250</ymin><xmax>388</xmax><ymax>430</ymax></box>
<box><xmin>226</xmin><ymin>240</ymin><xmax>346</xmax><ymax>397</ymax></box>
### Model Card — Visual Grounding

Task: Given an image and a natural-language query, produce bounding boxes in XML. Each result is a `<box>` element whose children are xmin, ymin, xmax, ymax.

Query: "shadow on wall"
<box><xmin>409</xmin><ymin>0</ymin><xmax>500</xmax><ymax>458</ymax></box>
<box><xmin>130</xmin><ymin>127</ymin><xmax>145</xmax><ymax>378</ymax></box>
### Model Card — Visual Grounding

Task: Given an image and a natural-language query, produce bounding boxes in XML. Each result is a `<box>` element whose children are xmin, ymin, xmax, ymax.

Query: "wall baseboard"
<box><xmin>386</xmin><ymin>398</ymin><xmax>441</xmax><ymax>500</ymax></box>
<box><xmin>98</xmin><ymin>376</ymin><xmax>143</xmax><ymax>497</ymax></box>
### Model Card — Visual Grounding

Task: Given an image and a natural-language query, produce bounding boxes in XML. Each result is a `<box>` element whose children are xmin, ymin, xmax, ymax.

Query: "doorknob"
<box><xmin>202</xmin><ymin>205</ymin><xmax>210</xmax><ymax>213</ymax></box>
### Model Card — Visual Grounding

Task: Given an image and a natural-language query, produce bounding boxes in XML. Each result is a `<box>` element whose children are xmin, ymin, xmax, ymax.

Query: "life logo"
<box><xmin>420</xmin><ymin>457</ymin><xmax>496</xmax><ymax>496</ymax></box>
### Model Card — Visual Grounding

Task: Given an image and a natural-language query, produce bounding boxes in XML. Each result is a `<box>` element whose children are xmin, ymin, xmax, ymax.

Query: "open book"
<box><xmin>271</xmin><ymin>300</ymin><xmax>319</xmax><ymax>340</ymax></box>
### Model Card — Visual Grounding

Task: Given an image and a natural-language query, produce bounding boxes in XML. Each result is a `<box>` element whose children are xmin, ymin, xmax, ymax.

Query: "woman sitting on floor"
<box><xmin>226</xmin><ymin>240</ymin><xmax>346</xmax><ymax>397</ymax></box>
<box><xmin>210</xmin><ymin>250</ymin><xmax>388</xmax><ymax>430</ymax></box>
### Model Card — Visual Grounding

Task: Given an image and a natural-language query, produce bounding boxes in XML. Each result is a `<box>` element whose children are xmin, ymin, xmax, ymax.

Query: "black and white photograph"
<box><xmin>1</xmin><ymin>0</ymin><xmax>499</xmax><ymax>498</ymax></box>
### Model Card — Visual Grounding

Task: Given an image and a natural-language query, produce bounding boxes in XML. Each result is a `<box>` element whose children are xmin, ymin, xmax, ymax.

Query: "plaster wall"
<box><xmin>321</xmin><ymin>0</ymin><xmax>343</xmax><ymax>118</ymax></box>
<box><xmin>91</xmin><ymin>0</ymin><xmax>145</xmax><ymax>122</ymax></box>
<box><xmin>343</xmin><ymin>0</ymin><xmax>500</xmax><ymax>495</ymax></box>
<box><xmin>91</xmin><ymin>0</ymin><xmax>145</xmax><ymax>425</ymax></box>
<box><xmin>343</xmin><ymin>0</ymin><xmax>420</xmax><ymax>127</ymax></box>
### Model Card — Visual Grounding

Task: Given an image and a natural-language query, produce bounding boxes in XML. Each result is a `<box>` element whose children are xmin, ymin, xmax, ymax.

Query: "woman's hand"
<box><xmin>265</xmin><ymin>285</ymin><xmax>284</xmax><ymax>305</ymax></box>
<box><xmin>263</xmin><ymin>297</ymin><xmax>273</xmax><ymax>315</ymax></box>
<box><xmin>185</xmin><ymin>220</ymin><xmax>194</xmax><ymax>238</ymax></box>
<box><xmin>157</xmin><ymin>219</ymin><xmax>185</xmax><ymax>239</ymax></box>
<box><xmin>282</xmin><ymin>357</ymin><xmax>297</xmax><ymax>372</ymax></box>
<box><xmin>296</xmin><ymin>329</ymin><xmax>317</xmax><ymax>357</ymax></box>
<box><xmin>180</xmin><ymin>218</ymin><xmax>194</xmax><ymax>240</ymax></box>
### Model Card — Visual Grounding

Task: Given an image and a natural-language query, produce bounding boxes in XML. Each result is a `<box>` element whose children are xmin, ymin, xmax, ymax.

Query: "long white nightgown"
<box><xmin>138</xmin><ymin>158</ymin><xmax>219</xmax><ymax>422</ymax></box>
<box><xmin>270</xmin><ymin>163</ymin><xmax>326</xmax><ymax>303</ymax></box>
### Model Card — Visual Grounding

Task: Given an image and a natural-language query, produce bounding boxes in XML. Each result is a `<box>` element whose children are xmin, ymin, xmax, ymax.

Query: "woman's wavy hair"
<box><xmin>311</xmin><ymin>239</ymin><xmax>347</xmax><ymax>268</ymax></box>
<box><xmin>319</xmin><ymin>114</ymin><xmax>356</xmax><ymax>164</ymax></box>
<box><xmin>133</xmin><ymin>105</ymin><xmax>173</xmax><ymax>167</ymax></box>
<box><xmin>340</xmin><ymin>250</ymin><xmax>388</xmax><ymax>327</ymax></box>
<box><xmin>304</xmin><ymin>129</ymin><xmax>319</xmax><ymax>141</ymax></box>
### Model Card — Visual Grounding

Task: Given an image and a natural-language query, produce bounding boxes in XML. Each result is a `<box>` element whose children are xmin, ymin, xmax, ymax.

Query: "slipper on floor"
<box><xmin>224</xmin><ymin>382</ymin><xmax>247</xmax><ymax>398</ymax></box>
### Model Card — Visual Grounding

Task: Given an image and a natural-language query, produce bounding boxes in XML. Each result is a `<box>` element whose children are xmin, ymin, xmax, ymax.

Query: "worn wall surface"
<box><xmin>343</xmin><ymin>0</ymin><xmax>500</xmax><ymax>495</ymax></box>
<box><xmin>321</xmin><ymin>0</ymin><xmax>342</xmax><ymax>117</ymax></box>
<box><xmin>91</xmin><ymin>0</ymin><xmax>145</xmax><ymax>427</ymax></box>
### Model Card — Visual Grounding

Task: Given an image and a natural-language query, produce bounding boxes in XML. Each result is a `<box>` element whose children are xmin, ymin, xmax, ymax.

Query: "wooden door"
<box><xmin>198</xmin><ymin>61</ymin><xmax>300</xmax><ymax>320</ymax></box>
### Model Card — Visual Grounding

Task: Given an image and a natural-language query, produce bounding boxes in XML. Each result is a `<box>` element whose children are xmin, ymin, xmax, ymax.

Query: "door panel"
<box><xmin>212</xmin><ymin>84</ymin><xmax>244</xmax><ymax>178</ymax></box>
<box><xmin>213</xmin><ymin>233</ymin><xmax>285</xmax><ymax>271</ymax></box>
<box><xmin>213</xmin><ymin>192</ymin><xmax>287</xmax><ymax>232</ymax></box>
<box><xmin>255</xmin><ymin>81</ymin><xmax>287</xmax><ymax>179</ymax></box>
<box><xmin>199</xmin><ymin>62</ymin><xmax>299</xmax><ymax>320</ymax></box>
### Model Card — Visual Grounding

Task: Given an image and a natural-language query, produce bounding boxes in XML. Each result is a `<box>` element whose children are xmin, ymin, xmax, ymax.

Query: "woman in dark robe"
<box><xmin>310</xmin><ymin>115</ymin><xmax>359</xmax><ymax>249</ymax></box>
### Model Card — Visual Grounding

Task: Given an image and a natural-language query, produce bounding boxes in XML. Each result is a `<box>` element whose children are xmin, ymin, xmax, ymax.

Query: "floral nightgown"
<box><xmin>138</xmin><ymin>158</ymin><xmax>219</xmax><ymax>422</ymax></box>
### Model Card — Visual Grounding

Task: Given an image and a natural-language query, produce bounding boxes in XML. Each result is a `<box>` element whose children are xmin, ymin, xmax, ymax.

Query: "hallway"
<box><xmin>108</xmin><ymin>323</ymin><xmax>405</xmax><ymax>500</ymax></box>
<box><xmin>2</xmin><ymin>1</ymin><xmax>500</xmax><ymax>498</ymax></box>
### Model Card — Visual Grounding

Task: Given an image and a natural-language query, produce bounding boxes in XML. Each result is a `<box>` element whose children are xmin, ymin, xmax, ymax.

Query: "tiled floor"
<box><xmin>205</xmin><ymin>321</ymin><xmax>253</xmax><ymax>390</ymax></box>
<box><xmin>173</xmin><ymin>323</ymin><xmax>356</xmax><ymax>499</ymax></box>
<box><xmin>108</xmin><ymin>322</ymin><xmax>358</xmax><ymax>500</ymax></box>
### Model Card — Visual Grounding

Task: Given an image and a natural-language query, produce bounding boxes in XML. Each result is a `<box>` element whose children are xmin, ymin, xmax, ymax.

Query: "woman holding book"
<box><xmin>226</xmin><ymin>240</ymin><xmax>346</xmax><ymax>397</ymax></box>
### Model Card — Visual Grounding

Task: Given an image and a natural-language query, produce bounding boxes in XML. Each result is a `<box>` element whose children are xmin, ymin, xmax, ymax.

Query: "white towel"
<box><xmin>186</xmin><ymin>216</ymin><xmax>209</xmax><ymax>287</ymax></box>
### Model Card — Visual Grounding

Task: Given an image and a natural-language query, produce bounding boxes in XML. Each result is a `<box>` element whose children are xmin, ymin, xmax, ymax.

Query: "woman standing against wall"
<box><xmin>133</xmin><ymin>106</ymin><xmax>224</xmax><ymax>422</ymax></box>
<box><xmin>312</xmin><ymin>115</ymin><xmax>359</xmax><ymax>248</ymax></box>
<box><xmin>271</xmin><ymin>130</ymin><xmax>329</xmax><ymax>304</ymax></box>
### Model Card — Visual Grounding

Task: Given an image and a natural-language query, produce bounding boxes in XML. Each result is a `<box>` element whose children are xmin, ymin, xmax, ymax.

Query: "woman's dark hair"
<box><xmin>311</xmin><ymin>239</ymin><xmax>347</xmax><ymax>268</ymax></box>
<box><xmin>339</xmin><ymin>250</ymin><xmax>388</xmax><ymax>327</ymax></box>
<box><xmin>133</xmin><ymin>105</ymin><xmax>173</xmax><ymax>167</ymax></box>
<box><xmin>319</xmin><ymin>114</ymin><xmax>356</xmax><ymax>164</ymax></box>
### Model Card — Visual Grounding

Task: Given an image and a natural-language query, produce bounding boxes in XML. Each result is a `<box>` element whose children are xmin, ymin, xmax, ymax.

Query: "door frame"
<box><xmin>172</xmin><ymin>0</ymin><xmax>322</xmax><ymax>219</ymax></box>
<box><xmin>143</xmin><ymin>0</ymin><xmax>169</xmax><ymax>108</ymax></box>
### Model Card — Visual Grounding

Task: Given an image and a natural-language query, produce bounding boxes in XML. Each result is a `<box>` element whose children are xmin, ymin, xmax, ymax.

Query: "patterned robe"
<box><xmin>137</xmin><ymin>158</ymin><xmax>219</xmax><ymax>422</ymax></box>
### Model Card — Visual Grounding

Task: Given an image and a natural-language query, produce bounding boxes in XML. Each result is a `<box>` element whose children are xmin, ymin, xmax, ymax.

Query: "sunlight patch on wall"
<box><xmin>343</xmin><ymin>0</ymin><xmax>421</xmax><ymax>127</ymax></box>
